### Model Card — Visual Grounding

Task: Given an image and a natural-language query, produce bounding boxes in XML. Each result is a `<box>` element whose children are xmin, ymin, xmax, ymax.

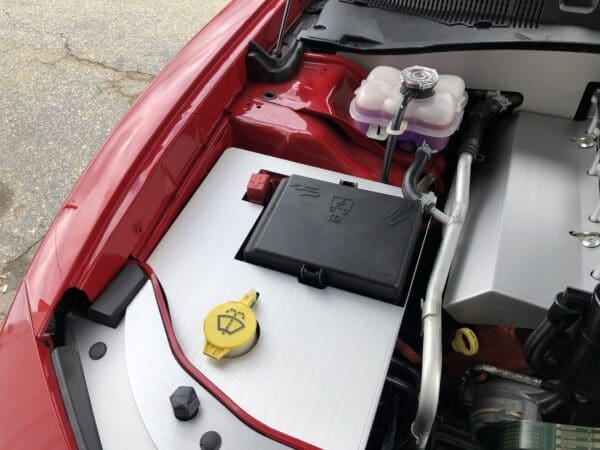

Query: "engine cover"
<box><xmin>445</xmin><ymin>112</ymin><xmax>599</xmax><ymax>328</ymax></box>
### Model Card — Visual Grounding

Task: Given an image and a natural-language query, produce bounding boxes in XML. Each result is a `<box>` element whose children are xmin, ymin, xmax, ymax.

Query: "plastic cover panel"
<box><xmin>300</xmin><ymin>0</ymin><xmax>600</xmax><ymax>53</ymax></box>
<box><xmin>341</xmin><ymin>0</ymin><xmax>546</xmax><ymax>28</ymax></box>
<box><xmin>244</xmin><ymin>174</ymin><xmax>422</xmax><ymax>302</ymax></box>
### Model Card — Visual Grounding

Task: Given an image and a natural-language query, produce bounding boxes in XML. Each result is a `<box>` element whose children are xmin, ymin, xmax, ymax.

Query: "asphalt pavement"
<box><xmin>0</xmin><ymin>0</ymin><xmax>230</xmax><ymax>323</ymax></box>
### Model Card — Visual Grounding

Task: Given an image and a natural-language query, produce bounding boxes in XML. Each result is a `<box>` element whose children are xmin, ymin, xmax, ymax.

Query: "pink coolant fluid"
<box><xmin>349</xmin><ymin>66</ymin><xmax>467</xmax><ymax>152</ymax></box>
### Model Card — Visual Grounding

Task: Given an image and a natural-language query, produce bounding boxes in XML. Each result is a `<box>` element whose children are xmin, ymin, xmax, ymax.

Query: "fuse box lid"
<box><xmin>244</xmin><ymin>174</ymin><xmax>422</xmax><ymax>303</ymax></box>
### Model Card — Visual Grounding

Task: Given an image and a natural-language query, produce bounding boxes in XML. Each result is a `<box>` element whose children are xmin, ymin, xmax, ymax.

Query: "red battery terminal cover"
<box><xmin>246</xmin><ymin>172</ymin><xmax>273</xmax><ymax>204</ymax></box>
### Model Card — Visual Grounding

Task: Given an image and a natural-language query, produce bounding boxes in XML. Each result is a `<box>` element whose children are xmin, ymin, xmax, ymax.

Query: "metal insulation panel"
<box><xmin>71</xmin><ymin>149</ymin><xmax>406</xmax><ymax>449</ymax></box>
<box><xmin>445</xmin><ymin>112</ymin><xmax>599</xmax><ymax>328</ymax></box>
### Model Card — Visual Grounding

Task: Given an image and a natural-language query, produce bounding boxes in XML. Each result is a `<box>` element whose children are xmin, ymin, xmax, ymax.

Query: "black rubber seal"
<box><xmin>51</xmin><ymin>346</ymin><xmax>102</xmax><ymax>450</ymax></box>
<box><xmin>246</xmin><ymin>40</ymin><xmax>306</xmax><ymax>83</ymax></box>
<box><xmin>87</xmin><ymin>264</ymin><xmax>146</xmax><ymax>328</ymax></box>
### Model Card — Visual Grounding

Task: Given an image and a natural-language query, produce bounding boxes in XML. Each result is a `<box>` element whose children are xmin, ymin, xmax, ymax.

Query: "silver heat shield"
<box><xmin>445</xmin><ymin>112</ymin><xmax>600</xmax><ymax>329</ymax></box>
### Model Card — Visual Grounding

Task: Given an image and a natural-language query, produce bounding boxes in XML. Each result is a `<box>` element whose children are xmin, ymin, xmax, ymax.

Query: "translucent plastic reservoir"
<box><xmin>350</xmin><ymin>66</ymin><xmax>467</xmax><ymax>151</ymax></box>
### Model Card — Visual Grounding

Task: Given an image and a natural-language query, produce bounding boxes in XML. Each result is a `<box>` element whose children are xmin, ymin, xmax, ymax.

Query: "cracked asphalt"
<box><xmin>0</xmin><ymin>0</ymin><xmax>230</xmax><ymax>324</ymax></box>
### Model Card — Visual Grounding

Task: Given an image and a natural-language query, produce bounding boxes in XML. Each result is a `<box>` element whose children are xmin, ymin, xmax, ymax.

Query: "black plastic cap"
<box><xmin>200</xmin><ymin>431</ymin><xmax>222</xmax><ymax>450</ymax></box>
<box><xmin>88</xmin><ymin>342</ymin><xmax>107</xmax><ymax>360</ymax></box>
<box><xmin>170</xmin><ymin>386</ymin><xmax>200</xmax><ymax>421</ymax></box>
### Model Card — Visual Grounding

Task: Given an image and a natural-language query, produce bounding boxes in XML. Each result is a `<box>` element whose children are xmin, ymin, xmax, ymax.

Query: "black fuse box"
<box><xmin>243</xmin><ymin>174</ymin><xmax>423</xmax><ymax>303</ymax></box>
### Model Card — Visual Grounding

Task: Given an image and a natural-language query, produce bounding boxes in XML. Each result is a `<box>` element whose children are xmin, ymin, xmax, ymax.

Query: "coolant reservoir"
<box><xmin>349</xmin><ymin>66</ymin><xmax>467</xmax><ymax>151</ymax></box>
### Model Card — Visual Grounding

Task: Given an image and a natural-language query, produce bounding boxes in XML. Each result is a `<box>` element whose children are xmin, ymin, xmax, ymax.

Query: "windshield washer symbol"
<box><xmin>217</xmin><ymin>308</ymin><xmax>246</xmax><ymax>335</ymax></box>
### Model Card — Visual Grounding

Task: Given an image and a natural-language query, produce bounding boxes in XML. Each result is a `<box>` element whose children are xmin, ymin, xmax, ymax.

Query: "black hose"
<box><xmin>401</xmin><ymin>146</ymin><xmax>431</xmax><ymax>203</ymax></box>
<box><xmin>380</xmin><ymin>91</ymin><xmax>416</xmax><ymax>183</ymax></box>
<box><xmin>459</xmin><ymin>92</ymin><xmax>524</xmax><ymax>160</ymax></box>
<box><xmin>386</xmin><ymin>375</ymin><xmax>418</xmax><ymax>406</ymax></box>
<box><xmin>541</xmin><ymin>394</ymin><xmax>567</xmax><ymax>416</ymax></box>
<box><xmin>524</xmin><ymin>287</ymin><xmax>591</xmax><ymax>379</ymax></box>
<box><xmin>390</xmin><ymin>357</ymin><xmax>421</xmax><ymax>384</ymax></box>
<box><xmin>382</xmin><ymin>393</ymin><xmax>401</xmax><ymax>450</ymax></box>
<box><xmin>398</xmin><ymin>91</ymin><xmax>524</xmax><ymax>215</ymax></box>
<box><xmin>523</xmin><ymin>319</ymin><xmax>563</xmax><ymax>379</ymax></box>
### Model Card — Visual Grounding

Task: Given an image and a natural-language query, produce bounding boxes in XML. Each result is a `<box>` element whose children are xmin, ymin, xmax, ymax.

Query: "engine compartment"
<box><xmin>47</xmin><ymin>4</ymin><xmax>600</xmax><ymax>449</ymax></box>
<box><xmin>70</xmin><ymin>150</ymin><xmax>408</xmax><ymax>449</ymax></box>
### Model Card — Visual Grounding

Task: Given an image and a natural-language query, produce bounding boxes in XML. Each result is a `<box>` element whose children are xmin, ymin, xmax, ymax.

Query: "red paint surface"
<box><xmin>0</xmin><ymin>1</ymin><xmax>308</xmax><ymax>447</ymax></box>
<box><xmin>229</xmin><ymin>52</ymin><xmax>446</xmax><ymax>192</ymax></box>
<box><xmin>0</xmin><ymin>290</ymin><xmax>76</xmax><ymax>449</ymax></box>
<box><xmin>0</xmin><ymin>0</ymin><xmax>447</xmax><ymax>447</ymax></box>
<box><xmin>22</xmin><ymin>0</ymin><xmax>310</xmax><ymax>337</ymax></box>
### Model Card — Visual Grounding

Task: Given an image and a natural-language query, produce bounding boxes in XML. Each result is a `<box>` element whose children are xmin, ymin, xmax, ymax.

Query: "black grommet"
<box><xmin>262</xmin><ymin>91</ymin><xmax>277</xmax><ymax>100</ymax></box>
<box><xmin>88</xmin><ymin>342</ymin><xmax>107</xmax><ymax>360</ymax></box>
<box><xmin>200</xmin><ymin>431</ymin><xmax>222</xmax><ymax>450</ymax></box>
<box><xmin>170</xmin><ymin>386</ymin><xmax>200</xmax><ymax>421</ymax></box>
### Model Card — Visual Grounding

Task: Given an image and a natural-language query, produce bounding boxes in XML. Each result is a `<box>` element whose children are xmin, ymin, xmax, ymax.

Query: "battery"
<box><xmin>243</xmin><ymin>174</ymin><xmax>422</xmax><ymax>303</ymax></box>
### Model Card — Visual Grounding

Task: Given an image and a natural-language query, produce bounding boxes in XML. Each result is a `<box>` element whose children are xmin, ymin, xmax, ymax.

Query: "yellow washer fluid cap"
<box><xmin>451</xmin><ymin>327</ymin><xmax>479</xmax><ymax>356</ymax></box>
<box><xmin>203</xmin><ymin>290</ymin><xmax>258</xmax><ymax>360</ymax></box>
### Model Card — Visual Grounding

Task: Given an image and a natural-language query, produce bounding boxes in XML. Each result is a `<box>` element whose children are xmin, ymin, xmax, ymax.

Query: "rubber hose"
<box><xmin>524</xmin><ymin>288</ymin><xmax>590</xmax><ymax>379</ymax></box>
<box><xmin>541</xmin><ymin>394</ymin><xmax>567</xmax><ymax>416</ymax></box>
<box><xmin>386</xmin><ymin>375</ymin><xmax>418</xmax><ymax>407</ymax></box>
<box><xmin>459</xmin><ymin>92</ymin><xmax>524</xmax><ymax>159</ymax></box>
<box><xmin>380</xmin><ymin>91</ymin><xmax>416</xmax><ymax>183</ymax></box>
<box><xmin>401</xmin><ymin>147</ymin><xmax>431</xmax><ymax>203</ymax></box>
<box><xmin>523</xmin><ymin>319</ymin><xmax>563</xmax><ymax>379</ymax></box>
<box><xmin>390</xmin><ymin>357</ymin><xmax>421</xmax><ymax>384</ymax></box>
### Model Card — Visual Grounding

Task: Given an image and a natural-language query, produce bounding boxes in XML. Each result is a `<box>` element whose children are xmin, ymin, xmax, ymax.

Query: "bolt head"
<box><xmin>89</xmin><ymin>342</ymin><xmax>107</xmax><ymax>360</ymax></box>
<box><xmin>571</xmin><ymin>134</ymin><xmax>597</xmax><ymax>149</ymax></box>
<box><xmin>200</xmin><ymin>431</ymin><xmax>222</xmax><ymax>450</ymax></box>
<box><xmin>170</xmin><ymin>386</ymin><xmax>200</xmax><ymax>421</ymax></box>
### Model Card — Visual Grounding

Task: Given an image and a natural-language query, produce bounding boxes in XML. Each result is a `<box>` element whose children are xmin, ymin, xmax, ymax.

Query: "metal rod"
<box><xmin>429</xmin><ymin>207</ymin><xmax>451</xmax><ymax>225</ymax></box>
<box><xmin>404</xmin><ymin>217</ymin><xmax>432</xmax><ymax>306</ymax></box>
<box><xmin>472</xmin><ymin>364</ymin><xmax>543</xmax><ymax>388</ymax></box>
<box><xmin>411</xmin><ymin>152</ymin><xmax>473</xmax><ymax>449</ymax></box>
<box><xmin>273</xmin><ymin>0</ymin><xmax>292</xmax><ymax>58</ymax></box>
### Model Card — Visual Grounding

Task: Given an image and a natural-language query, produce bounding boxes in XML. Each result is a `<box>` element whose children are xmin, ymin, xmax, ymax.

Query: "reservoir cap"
<box><xmin>451</xmin><ymin>327</ymin><xmax>479</xmax><ymax>356</ymax></box>
<box><xmin>203</xmin><ymin>290</ymin><xmax>258</xmax><ymax>360</ymax></box>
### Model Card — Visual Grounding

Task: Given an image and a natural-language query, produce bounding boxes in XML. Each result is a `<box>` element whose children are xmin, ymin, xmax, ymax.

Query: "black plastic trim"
<box><xmin>246</xmin><ymin>40</ymin><xmax>306</xmax><ymax>83</ymax></box>
<box><xmin>87</xmin><ymin>263</ymin><xmax>146</xmax><ymax>328</ymax></box>
<box><xmin>299</xmin><ymin>0</ymin><xmax>600</xmax><ymax>54</ymax></box>
<box><xmin>51</xmin><ymin>346</ymin><xmax>102</xmax><ymax>450</ymax></box>
<box><xmin>341</xmin><ymin>0</ymin><xmax>600</xmax><ymax>29</ymax></box>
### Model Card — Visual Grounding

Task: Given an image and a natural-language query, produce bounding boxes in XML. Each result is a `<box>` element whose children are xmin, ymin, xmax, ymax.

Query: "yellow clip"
<box><xmin>451</xmin><ymin>327</ymin><xmax>479</xmax><ymax>356</ymax></box>
<box><xmin>203</xmin><ymin>290</ymin><xmax>258</xmax><ymax>360</ymax></box>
